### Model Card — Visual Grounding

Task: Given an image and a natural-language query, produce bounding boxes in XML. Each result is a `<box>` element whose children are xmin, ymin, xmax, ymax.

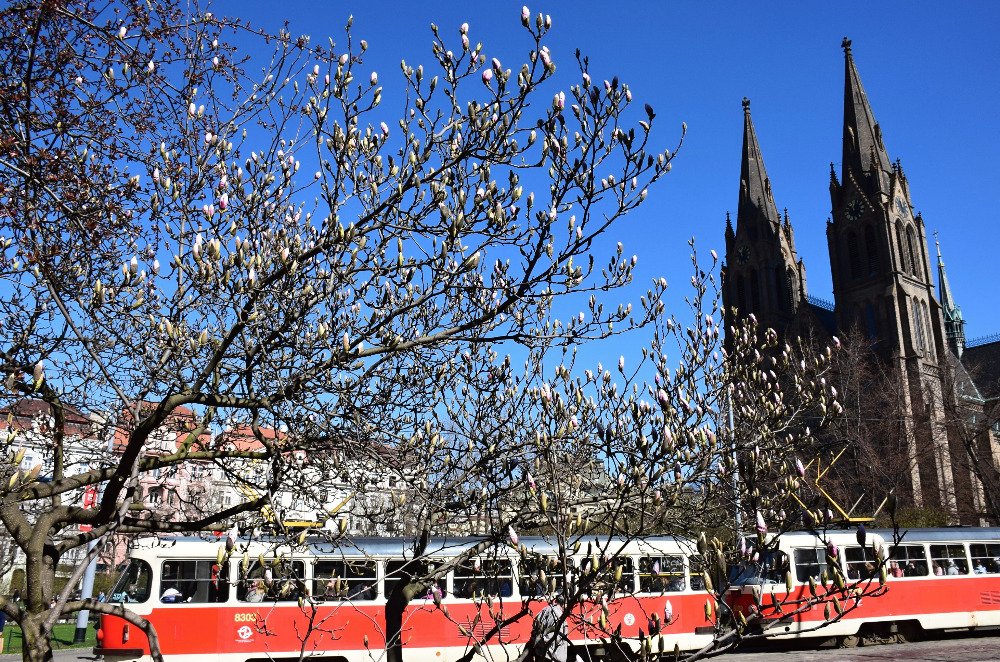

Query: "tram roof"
<box><xmin>128</xmin><ymin>534</ymin><xmax>697</xmax><ymax>559</ymax></box>
<box><xmin>869</xmin><ymin>527</ymin><xmax>1000</xmax><ymax>543</ymax></box>
<box><xmin>768</xmin><ymin>527</ymin><xmax>1000</xmax><ymax>545</ymax></box>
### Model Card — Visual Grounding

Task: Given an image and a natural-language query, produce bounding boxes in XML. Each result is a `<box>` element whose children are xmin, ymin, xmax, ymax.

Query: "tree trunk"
<box><xmin>20</xmin><ymin>617</ymin><xmax>55</xmax><ymax>662</ymax></box>
<box><xmin>384</xmin><ymin>588</ymin><xmax>407</xmax><ymax>662</ymax></box>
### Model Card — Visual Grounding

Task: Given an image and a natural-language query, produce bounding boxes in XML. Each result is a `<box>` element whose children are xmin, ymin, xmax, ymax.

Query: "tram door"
<box><xmin>155</xmin><ymin>558</ymin><xmax>230</xmax><ymax>658</ymax></box>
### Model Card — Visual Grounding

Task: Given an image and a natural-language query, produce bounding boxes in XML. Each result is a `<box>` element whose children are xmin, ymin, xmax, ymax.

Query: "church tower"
<box><xmin>827</xmin><ymin>38</ymin><xmax>961</xmax><ymax>515</ymax></box>
<box><xmin>723</xmin><ymin>98</ymin><xmax>808</xmax><ymax>335</ymax></box>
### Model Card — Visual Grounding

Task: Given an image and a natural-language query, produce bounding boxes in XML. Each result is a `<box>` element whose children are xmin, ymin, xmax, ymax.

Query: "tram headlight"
<box><xmin>122</xmin><ymin>624</ymin><xmax>130</xmax><ymax>643</ymax></box>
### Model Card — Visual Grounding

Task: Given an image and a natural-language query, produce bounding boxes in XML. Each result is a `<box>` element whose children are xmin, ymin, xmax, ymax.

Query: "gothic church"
<box><xmin>722</xmin><ymin>39</ymin><xmax>1000</xmax><ymax>524</ymax></box>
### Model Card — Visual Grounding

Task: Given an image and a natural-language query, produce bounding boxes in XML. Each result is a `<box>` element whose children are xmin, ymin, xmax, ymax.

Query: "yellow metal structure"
<box><xmin>788</xmin><ymin>448</ymin><xmax>887</xmax><ymax>524</ymax></box>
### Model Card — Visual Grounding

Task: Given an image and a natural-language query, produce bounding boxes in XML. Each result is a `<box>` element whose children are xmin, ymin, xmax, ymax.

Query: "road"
<box><xmin>2</xmin><ymin>631</ymin><xmax>999</xmax><ymax>661</ymax></box>
<box><xmin>723</xmin><ymin>630</ymin><xmax>1000</xmax><ymax>661</ymax></box>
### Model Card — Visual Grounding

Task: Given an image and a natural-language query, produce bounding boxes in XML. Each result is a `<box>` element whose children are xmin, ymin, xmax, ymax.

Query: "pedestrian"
<box><xmin>531</xmin><ymin>594</ymin><xmax>570</xmax><ymax>662</ymax></box>
<box><xmin>0</xmin><ymin>604</ymin><xmax>7</xmax><ymax>654</ymax></box>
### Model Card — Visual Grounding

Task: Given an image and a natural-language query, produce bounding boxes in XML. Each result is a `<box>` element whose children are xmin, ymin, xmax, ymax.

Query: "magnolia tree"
<box><xmin>0</xmin><ymin>1</ymin><xmax>891</xmax><ymax>660</ymax></box>
<box><xmin>0</xmin><ymin>0</ymin><xmax>685</xmax><ymax>659</ymax></box>
<box><xmin>301</xmin><ymin>247</ymin><xmax>888</xmax><ymax>662</ymax></box>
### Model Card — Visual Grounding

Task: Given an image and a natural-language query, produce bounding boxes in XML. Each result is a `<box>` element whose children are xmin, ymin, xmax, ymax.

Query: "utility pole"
<box><xmin>73</xmin><ymin>484</ymin><xmax>99</xmax><ymax>644</ymax></box>
<box><xmin>729</xmin><ymin>385</ymin><xmax>741</xmax><ymax>532</ymax></box>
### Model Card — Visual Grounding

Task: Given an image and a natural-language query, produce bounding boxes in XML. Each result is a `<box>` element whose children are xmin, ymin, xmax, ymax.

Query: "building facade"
<box><xmin>723</xmin><ymin>39</ymin><xmax>1000</xmax><ymax>523</ymax></box>
<box><xmin>0</xmin><ymin>400</ymin><xmax>408</xmax><ymax>594</ymax></box>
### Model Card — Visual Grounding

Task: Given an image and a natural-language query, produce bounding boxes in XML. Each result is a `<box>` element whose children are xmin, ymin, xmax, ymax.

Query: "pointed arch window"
<box><xmin>749</xmin><ymin>268</ymin><xmax>761</xmax><ymax>313</ymax></box>
<box><xmin>774</xmin><ymin>266</ymin><xmax>788</xmax><ymax>312</ymax></box>
<box><xmin>847</xmin><ymin>231</ymin><xmax>862</xmax><ymax>280</ymax></box>
<box><xmin>922</xmin><ymin>300</ymin><xmax>935</xmax><ymax>360</ymax></box>
<box><xmin>913</xmin><ymin>299</ymin><xmax>926</xmax><ymax>352</ymax></box>
<box><xmin>785</xmin><ymin>268</ymin><xmax>796</xmax><ymax>312</ymax></box>
<box><xmin>736</xmin><ymin>274</ymin><xmax>747</xmax><ymax>314</ymax></box>
<box><xmin>905</xmin><ymin>225</ymin><xmax>919</xmax><ymax>279</ymax></box>
<box><xmin>864</xmin><ymin>225</ymin><xmax>879</xmax><ymax>275</ymax></box>
<box><xmin>864</xmin><ymin>302</ymin><xmax>878</xmax><ymax>339</ymax></box>
<box><xmin>895</xmin><ymin>222</ymin><xmax>909</xmax><ymax>273</ymax></box>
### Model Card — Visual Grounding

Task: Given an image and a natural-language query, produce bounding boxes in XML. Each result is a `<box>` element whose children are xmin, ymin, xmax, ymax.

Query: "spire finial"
<box><xmin>934</xmin><ymin>230</ymin><xmax>942</xmax><ymax>261</ymax></box>
<box><xmin>841</xmin><ymin>37</ymin><xmax>852</xmax><ymax>54</ymax></box>
<box><xmin>742</xmin><ymin>97</ymin><xmax>751</xmax><ymax>114</ymax></box>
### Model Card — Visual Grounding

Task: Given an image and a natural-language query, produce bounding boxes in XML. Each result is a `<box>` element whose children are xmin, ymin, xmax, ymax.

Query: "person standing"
<box><xmin>531</xmin><ymin>596</ymin><xmax>570</xmax><ymax>662</ymax></box>
<box><xmin>0</xmin><ymin>604</ymin><xmax>8</xmax><ymax>654</ymax></box>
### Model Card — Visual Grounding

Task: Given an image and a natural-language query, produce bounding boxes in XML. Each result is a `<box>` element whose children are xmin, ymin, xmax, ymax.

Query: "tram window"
<box><xmin>688</xmin><ymin>554</ymin><xmax>705</xmax><ymax>591</ymax></box>
<box><xmin>238</xmin><ymin>559</ymin><xmax>304</xmax><ymax>602</ymax></box>
<box><xmin>110</xmin><ymin>559</ymin><xmax>152</xmax><ymax>603</ymax></box>
<box><xmin>730</xmin><ymin>550</ymin><xmax>788</xmax><ymax>586</ymax></box>
<box><xmin>384</xmin><ymin>560</ymin><xmax>446</xmax><ymax>600</ymax></box>
<box><xmin>888</xmin><ymin>544</ymin><xmax>928</xmax><ymax>577</ymax></box>
<box><xmin>844</xmin><ymin>547</ymin><xmax>876</xmax><ymax>579</ymax></box>
<box><xmin>590</xmin><ymin>556</ymin><xmax>633</xmax><ymax>596</ymax></box>
<box><xmin>929</xmin><ymin>544</ymin><xmax>969</xmax><ymax>575</ymax></box>
<box><xmin>638</xmin><ymin>556</ymin><xmax>686</xmax><ymax>593</ymax></box>
<box><xmin>793</xmin><ymin>548</ymin><xmax>826</xmax><ymax>583</ymax></box>
<box><xmin>520</xmin><ymin>557</ymin><xmax>574</xmax><ymax>598</ymax></box>
<box><xmin>969</xmin><ymin>544</ymin><xmax>1000</xmax><ymax>574</ymax></box>
<box><xmin>314</xmin><ymin>560</ymin><xmax>377</xmax><ymax>601</ymax></box>
<box><xmin>160</xmin><ymin>560</ymin><xmax>229</xmax><ymax>603</ymax></box>
<box><xmin>454</xmin><ymin>559</ymin><xmax>513</xmax><ymax>599</ymax></box>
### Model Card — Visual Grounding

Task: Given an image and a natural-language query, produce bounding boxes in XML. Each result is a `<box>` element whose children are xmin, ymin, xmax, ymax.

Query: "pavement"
<box><xmin>725</xmin><ymin>629</ymin><xmax>1000</xmax><ymax>661</ymax></box>
<box><xmin>0</xmin><ymin>630</ymin><xmax>998</xmax><ymax>660</ymax></box>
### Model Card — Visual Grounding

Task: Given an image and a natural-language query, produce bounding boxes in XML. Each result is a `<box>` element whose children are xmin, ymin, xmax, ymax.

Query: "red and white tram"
<box><xmin>95</xmin><ymin>535</ymin><xmax>718</xmax><ymax>661</ymax></box>
<box><xmin>728</xmin><ymin>527</ymin><xmax>1000</xmax><ymax>645</ymax></box>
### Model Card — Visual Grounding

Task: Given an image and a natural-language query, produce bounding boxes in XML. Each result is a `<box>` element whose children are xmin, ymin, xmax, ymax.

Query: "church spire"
<box><xmin>738</xmin><ymin>97</ymin><xmax>781</xmax><ymax>231</ymax></box>
<box><xmin>935</xmin><ymin>233</ymin><xmax>966</xmax><ymax>357</ymax></box>
<box><xmin>841</xmin><ymin>38</ymin><xmax>892</xmax><ymax>191</ymax></box>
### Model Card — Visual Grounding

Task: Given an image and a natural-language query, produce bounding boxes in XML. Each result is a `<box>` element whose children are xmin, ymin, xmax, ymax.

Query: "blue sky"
<box><xmin>220</xmin><ymin>0</ymin><xmax>1000</xmax><ymax>345</ymax></box>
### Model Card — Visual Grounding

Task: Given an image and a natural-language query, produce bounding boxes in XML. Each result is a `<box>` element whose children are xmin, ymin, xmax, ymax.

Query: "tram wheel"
<box><xmin>601</xmin><ymin>641</ymin><xmax>636</xmax><ymax>662</ymax></box>
<box><xmin>837</xmin><ymin>633</ymin><xmax>861</xmax><ymax>648</ymax></box>
<box><xmin>895</xmin><ymin>622</ymin><xmax>923</xmax><ymax>643</ymax></box>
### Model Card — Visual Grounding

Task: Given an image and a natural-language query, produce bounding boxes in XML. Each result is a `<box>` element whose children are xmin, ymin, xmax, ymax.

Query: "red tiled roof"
<box><xmin>216</xmin><ymin>425</ymin><xmax>285</xmax><ymax>451</ymax></box>
<box><xmin>112</xmin><ymin>401</ymin><xmax>212</xmax><ymax>452</ymax></box>
<box><xmin>0</xmin><ymin>399</ymin><xmax>93</xmax><ymax>437</ymax></box>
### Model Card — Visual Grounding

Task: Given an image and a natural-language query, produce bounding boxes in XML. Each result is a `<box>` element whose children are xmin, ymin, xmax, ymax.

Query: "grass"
<box><xmin>1</xmin><ymin>622</ymin><xmax>96</xmax><ymax>654</ymax></box>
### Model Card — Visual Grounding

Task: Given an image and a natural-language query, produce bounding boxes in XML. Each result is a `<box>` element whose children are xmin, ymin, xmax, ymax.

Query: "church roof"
<box><xmin>963</xmin><ymin>340</ymin><xmax>1000</xmax><ymax>401</ymax></box>
<box><xmin>805</xmin><ymin>298</ymin><xmax>837</xmax><ymax>337</ymax></box>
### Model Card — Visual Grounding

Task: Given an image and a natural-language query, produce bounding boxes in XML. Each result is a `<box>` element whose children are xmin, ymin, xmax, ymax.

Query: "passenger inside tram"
<box><xmin>729</xmin><ymin>550</ymin><xmax>788</xmax><ymax>585</ymax></box>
